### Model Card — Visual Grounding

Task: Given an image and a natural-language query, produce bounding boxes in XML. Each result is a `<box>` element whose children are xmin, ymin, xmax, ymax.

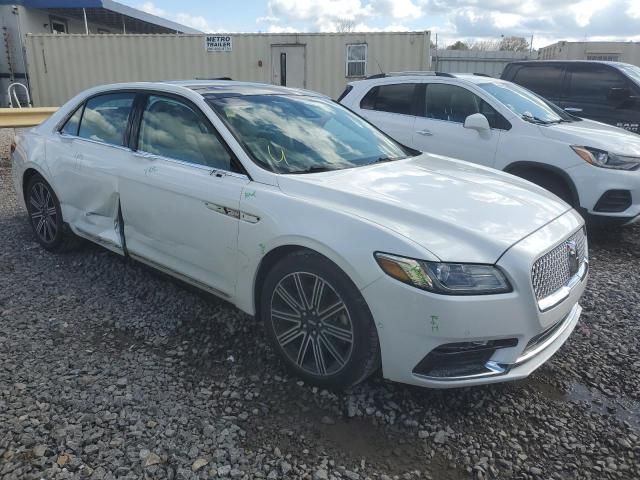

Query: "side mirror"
<box><xmin>463</xmin><ymin>113</ymin><xmax>490</xmax><ymax>132</ymax></box>
<box><xmin>608</xmin><ymin>87</ymin><xmax>630</xmax><ymax>102</ymax></box>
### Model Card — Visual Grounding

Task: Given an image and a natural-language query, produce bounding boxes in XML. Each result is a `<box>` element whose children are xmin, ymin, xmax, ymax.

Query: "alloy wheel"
<box><xmin>29</xmin><ymin>181</ymin><xmax>58</xmax><ymax>244</ymax></box>
<box><xmin>270</xmin><ymin>272</ymin><xmax>354</xmax><ymax>376</ymax></box>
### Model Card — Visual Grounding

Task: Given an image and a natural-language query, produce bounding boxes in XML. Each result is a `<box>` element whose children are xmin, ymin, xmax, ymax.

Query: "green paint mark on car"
<box><xmin>431</xmin><ymin>315</ymin><xmax>439</xmax><ymax>332</ymax></box>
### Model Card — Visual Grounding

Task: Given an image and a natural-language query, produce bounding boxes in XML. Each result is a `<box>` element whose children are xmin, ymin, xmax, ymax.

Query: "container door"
<box><xmin>271</xmin><ymin>45</ymin><xmax>306</xmax><ymax>88</ymax></box>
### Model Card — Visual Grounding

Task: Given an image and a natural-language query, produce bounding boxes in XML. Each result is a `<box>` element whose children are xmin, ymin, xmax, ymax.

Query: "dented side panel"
<box><xmin>45</xmin><ymin>135</ymin><xmax>125</xmax><ymax>254</ymax></box>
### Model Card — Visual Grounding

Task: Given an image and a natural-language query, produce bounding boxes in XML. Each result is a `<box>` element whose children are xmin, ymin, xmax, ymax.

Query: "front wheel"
<box><xmin>261</xmin><ymin>251</ymin><xmax>380</xmax><ymax>389</ymax></box>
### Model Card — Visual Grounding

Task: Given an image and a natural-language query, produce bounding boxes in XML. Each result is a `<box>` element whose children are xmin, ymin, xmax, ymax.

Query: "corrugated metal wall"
<box><xmin>25</xmin><ymin>32</ymin><xmax>430</xmax><ymax>106</ymax></box>
<box><xmin>433</xmin><ymin>49</ymin><xmax>533</xmax><ymax>77</ymax></box>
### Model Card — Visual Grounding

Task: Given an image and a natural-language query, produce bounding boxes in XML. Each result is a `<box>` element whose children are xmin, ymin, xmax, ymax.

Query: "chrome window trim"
<box><xmin>134</xmin><ymin>150</ymin><xmax>249</xmax><ymax>179</ymax></box>
<box><xmin>57</xmin><ymin>132</ymin><xmax>133</xmax><ymax>153</ymax></box>
<box><xmin>57</xmin><ymin>132</ymin><xmax>249</xmax><ymax>180</ymax></box>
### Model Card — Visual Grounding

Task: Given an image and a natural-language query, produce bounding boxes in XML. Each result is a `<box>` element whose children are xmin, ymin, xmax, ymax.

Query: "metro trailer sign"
<box><xmin>205</xmin><ymin>35</ymin><xmax>233</xmax><ymax>52</ymax></box>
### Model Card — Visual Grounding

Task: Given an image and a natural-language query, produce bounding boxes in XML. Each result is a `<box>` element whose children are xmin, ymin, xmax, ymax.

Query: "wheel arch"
<box><xmin>252</xmin><ymin>243</ymin><xmax>369</xmax><ymax>322</ymax></box>
<box><xmin>22</xmin><ymin>167</ymin><xmax>45</xmax><ymax>205</ymax></box>
<box><xmin>504</xmin><ymin>161</ymin><xmax>580</xmax><ymax>207</ymax></box>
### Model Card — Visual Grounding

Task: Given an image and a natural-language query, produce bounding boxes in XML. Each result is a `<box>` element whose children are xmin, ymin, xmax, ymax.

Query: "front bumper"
<box><xmin>567</xmin><ymin>162</ymin><xmax>640</xmax><ymax>223</ymax></box>
<box><xmin>361</xmin><ymin>210</ymin><xmax>587</xmax><ymax>388</ymax></box>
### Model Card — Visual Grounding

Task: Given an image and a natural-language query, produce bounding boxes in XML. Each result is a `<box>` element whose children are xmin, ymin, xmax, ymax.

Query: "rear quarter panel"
<box><xmin>11</xmin><ymin>129</ymin><xmax>49</xmax><ymax>210</ymax></box>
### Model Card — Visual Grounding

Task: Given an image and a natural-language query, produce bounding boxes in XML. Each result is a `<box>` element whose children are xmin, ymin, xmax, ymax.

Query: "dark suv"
<box><xmin>502</xmin><ymin>60</ymin><xmax>640</xmax><ymax>134</ymax></box>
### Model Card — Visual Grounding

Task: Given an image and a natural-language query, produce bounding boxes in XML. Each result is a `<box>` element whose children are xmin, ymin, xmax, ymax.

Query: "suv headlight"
<box><xmin>571</xmin><ymin>146</ymin><xmax>640</xmax><ymax>171</ymax></box>
<box><xmin>374</xmin><ymin>253</ymin><xmax>512</xmax><ymax>295</ymax></box>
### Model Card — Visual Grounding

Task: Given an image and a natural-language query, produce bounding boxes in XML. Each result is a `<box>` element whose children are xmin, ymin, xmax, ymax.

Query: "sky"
<box><xmin>125</xmin><ymin>0</ymin><xmax>640</xmax><ymax>49</ymax></box>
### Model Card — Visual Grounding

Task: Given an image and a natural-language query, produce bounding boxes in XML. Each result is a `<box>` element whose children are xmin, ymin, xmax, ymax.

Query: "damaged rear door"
<box><xmin>48</xmin><ymin>92</ymin><xmax>137</xmax><ymax>254</ymax></box>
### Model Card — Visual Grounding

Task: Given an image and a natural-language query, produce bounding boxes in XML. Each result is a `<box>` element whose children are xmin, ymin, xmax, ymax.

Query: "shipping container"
<box><xmin>25</xmin><ymin>31</ymin><xmax>431</xmax><ymax>106</ymax></box>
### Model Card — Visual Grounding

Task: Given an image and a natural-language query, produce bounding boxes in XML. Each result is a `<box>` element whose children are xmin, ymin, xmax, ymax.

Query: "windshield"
<box><xmin>478</xmin><ymin>81</ymin><xmax>573</xmax><ymax>124</ymax></box>
<box><xmin>616</xmin><ymin>63</ymin><xmax>640</xmax><ymax>86</ymax></box>
<box><xmin>208</xmin><ymin>94</ymin><xmax>412</xmax><ymax>174</ymax></box>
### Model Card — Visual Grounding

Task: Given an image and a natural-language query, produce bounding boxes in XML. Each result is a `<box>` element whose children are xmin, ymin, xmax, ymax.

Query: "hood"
<box><xmin>538</xmin><ymin>119</ymin><xmax>640</xmax><ymax>156</ymax></box>
<box><xmin>277</xmin><ymin>154</ymin><xmax>571</xmax><ymax>263</ymax></box>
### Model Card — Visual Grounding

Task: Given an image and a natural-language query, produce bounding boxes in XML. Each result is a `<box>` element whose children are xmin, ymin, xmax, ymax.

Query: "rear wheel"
<box><xmin>25</xmin><ymin>174</ymin><xmax>81</xmax><ymax>252</ymax></box>
<box><xmin>261</xmin><ymin>251</ymin><xmax>380</xmax><ymax>389</ymax></box>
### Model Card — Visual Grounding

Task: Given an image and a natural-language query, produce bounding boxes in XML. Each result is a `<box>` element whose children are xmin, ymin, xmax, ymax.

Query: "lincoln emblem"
<box><xmin>567</xmin><ymin>240</ymin><xmax>579</xmax><ymax>276</ymax></box>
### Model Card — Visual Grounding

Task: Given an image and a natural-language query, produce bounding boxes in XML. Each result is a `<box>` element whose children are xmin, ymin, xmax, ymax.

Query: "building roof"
<box><xmin>14</xmin><ymin>0</ymin><xmax>202</xmax><ymax>33</ymax></box>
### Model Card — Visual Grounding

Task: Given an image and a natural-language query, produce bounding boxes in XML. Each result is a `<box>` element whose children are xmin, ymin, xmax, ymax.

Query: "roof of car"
<box><xmin>349</xmin><ymin>72</ymin><xmax>509</xmax><ymax>85</ymax></box>
<box><xmin>449</xmin><ymin>74</ymin><xmax>510</xmax><ymax>84</ymax></box>
<box><xmin>506</xmin><ymin>60</ymin><xmax>632</xmax><ymax>68</ymax></box>
<box><xmin>162</xmin><ymin>80</ymin><xmax>326</xmax><ymax>99</ymax></box>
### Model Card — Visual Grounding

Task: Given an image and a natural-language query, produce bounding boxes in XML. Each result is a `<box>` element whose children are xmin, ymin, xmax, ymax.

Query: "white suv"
<box><xmin>340</xmin><ymin>73</ymin><xmax>640</xmax><ymax>226</ymax></box>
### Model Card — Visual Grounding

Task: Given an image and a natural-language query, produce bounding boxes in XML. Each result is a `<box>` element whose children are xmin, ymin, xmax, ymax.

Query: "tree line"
<box><xmin>446</xmin><ymin>36</ymin><xmax>530</xmax><ymax>52</ymax></box>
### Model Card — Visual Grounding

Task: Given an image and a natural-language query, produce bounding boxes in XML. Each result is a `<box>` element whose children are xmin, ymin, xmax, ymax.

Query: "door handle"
<box><xmin>564</xmin><ymin>107</ymin><xmax>583</xmax><ymax>113</ymax></box>
<box><xmin>417</xmin><ymin>129</ymin><xmax>433</xmax><ymax>136</ymax></box>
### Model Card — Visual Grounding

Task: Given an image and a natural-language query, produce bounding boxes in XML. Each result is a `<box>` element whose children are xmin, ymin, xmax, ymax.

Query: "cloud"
<box><xmin>141</xmin><ymin>1</ymin><xmax>640</xmax><ymax>47</ymax></box>
<box><xmin>369</xmin><ymin>0</ymin><xmax>423</xmax><ymax>19</ymax></box>
<box><xmin>256</xmin><ymin>15</ymin><xmax>281</xmax><ymax>24</ymax></box>
<box><xmin>262</xmin><ymin>0</ymin><xmax>423</xmax><ymax>31</ymax></box>
<box><xmin>139</xmin><ymin>2</ymin><xmax>215</xmax><ymax>32</ymax></box>
<box><xmin>430</xmin><ymin>0</ymin><xmax>640</xmax><ymax>48</ymax></box>
<box><xmin>139</xmin><ymin>1</ymin><xmax>165</xmax><ymax>17</ymax></box>
<box><xmin>267</xmin><ymin>24</ymin><xmax>300</xmax><ymax>33</ymax></box>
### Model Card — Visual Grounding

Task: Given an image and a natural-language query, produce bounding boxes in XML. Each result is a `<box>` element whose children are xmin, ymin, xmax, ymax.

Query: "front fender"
<box><xmin>232</xmin><ymin>185</ymin><xmax>438</xmax><ymax>315</ymax></box>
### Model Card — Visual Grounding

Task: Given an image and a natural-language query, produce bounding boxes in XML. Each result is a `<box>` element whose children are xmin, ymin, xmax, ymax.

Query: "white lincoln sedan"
<box><xmin>12</xmin><ymin>81</ymin><xmax>588</xmax><ymax>389</ymax></box>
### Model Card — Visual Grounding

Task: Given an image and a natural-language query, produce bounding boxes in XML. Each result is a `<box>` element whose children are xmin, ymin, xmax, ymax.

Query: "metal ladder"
<box><xmin>8</xmin><ymin>82</ymin><xmax>31</xmax><ymax>108</ymax></box>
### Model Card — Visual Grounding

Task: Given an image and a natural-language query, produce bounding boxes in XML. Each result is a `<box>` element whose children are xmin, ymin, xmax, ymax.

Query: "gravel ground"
<box><xmin>1</xmin><ymin>130</ymin><xmax>639</xmax><ymax>480</ymax></box>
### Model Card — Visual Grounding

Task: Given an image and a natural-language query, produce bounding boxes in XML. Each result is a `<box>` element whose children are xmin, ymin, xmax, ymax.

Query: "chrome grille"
<box><xmin>531</xmin><ymin>229</ymin><xmax>587</xmax><ymax>300</ymax></box>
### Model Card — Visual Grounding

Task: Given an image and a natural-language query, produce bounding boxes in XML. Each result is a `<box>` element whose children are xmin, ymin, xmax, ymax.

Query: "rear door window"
<box><xmin>60</xmin><ymin>105</ymin><xmax>83</xmax><ymax>136</ymax></box>
<box><xmin>512</xmin><ymin>64</ymin><xmax>565</xmax><ymax>99</ymax></box>
<box><xmin>77</xmin><ymin>93</ymin><xmax>135</xmax><ymax>146</ymax></box>
<box><xmin>567</xmin><ymin>65</ymin><xmax>628</xmax><ymax>106</ymax></box>
<box><xmin>360</xmin><ymin>83</ymin><xmax>418</xmax><ymax>115</ymax></box>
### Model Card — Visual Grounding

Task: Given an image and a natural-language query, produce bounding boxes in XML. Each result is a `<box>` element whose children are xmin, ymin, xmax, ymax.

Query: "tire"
<box><xmin>25</xmin><ymin>173</ymin><xmax>82</xmax><ymax>252</ymax></box>
<box><xmin>511</xmin><ymin>169</ymin><xmax>574</xmax><ymax>206</ymax></box>
<box><xmin>261</xmin><ymin>250</ymin><xmax>380</xmax><ymax>389</ymax></box>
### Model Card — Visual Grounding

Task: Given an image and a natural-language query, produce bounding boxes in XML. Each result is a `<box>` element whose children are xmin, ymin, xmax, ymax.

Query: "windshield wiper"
<box><xmin>368</xmin><ymin>156</ymin><xmax>406</xmax><ymax>165</ymax></box>
<box><xmin>287</xmin><ymin>166</ymin><xmax>338</xmax><ymax>174</ymax></box>
<box><xmin>521</xmin><ymin>113</ymin><xmax>553</xmax><ymax>125</ymax></box>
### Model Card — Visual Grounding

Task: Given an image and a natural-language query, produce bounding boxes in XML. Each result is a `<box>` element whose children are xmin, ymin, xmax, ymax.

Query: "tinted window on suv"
<box><xmin>512</xmin><ymin>64</ymin><xmax>564</xmax><ymax>98</ymax></box>
<box><xmin>78</xmin><ymin>93</ymin><xmax>135</xmax><ymax>146</ymax></box>
<box><xmin>567</xmin><ymin>65</ymin><xmax>627</xmax><ymax>105</ymax></box>
<box><xmin>423</xmin><ymin>83</ymin><xmax>510</xmax><ymax>129</ymax></box>
<box><xmin>360</xmin><ymin>83</ymin><xmax>417</xmax><ymax>115</ymax></box>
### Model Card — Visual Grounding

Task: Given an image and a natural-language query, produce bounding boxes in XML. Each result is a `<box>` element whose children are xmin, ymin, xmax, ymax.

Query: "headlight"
<box><xmin>571</xmin><ymin>146</ymin><xmax>640</xmax><ymax>171</ymax></box>
<box><xmin>374</xmin><ymin>253</ymin><xmax>512</xmax><ymax>295</ymax></box>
